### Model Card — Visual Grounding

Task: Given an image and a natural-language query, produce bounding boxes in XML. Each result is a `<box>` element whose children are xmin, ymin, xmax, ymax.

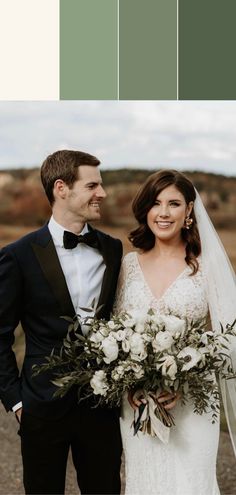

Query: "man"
<box><xmin>0</xmin><ymin>150</ymin><xmax>123</xmax><ymax>495</ymax></box>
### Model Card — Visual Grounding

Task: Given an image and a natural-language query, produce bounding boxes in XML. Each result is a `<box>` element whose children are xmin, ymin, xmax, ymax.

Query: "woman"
<box><xmin>115</xmin><ymin>170</ymin><xmax>236</xmax><ymax>495</ymax></box>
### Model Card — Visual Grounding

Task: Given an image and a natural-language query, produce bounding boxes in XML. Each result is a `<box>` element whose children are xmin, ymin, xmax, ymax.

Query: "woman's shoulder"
<box><xmin>122</xmin><ymin>251</ymin><xmax>137</xmax><ymax>264</ymax></box>
<box><xmin>123</xmin><ymin>251</ymin><xmax>138</xmax><ymax>261</ymax></box>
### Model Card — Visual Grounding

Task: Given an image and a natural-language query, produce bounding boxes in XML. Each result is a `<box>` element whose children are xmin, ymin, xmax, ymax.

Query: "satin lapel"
<box><xmin>31</xmin><ymin>227</ymin><xmax>75</xmax><ymax>317</ymax></box>
<box><xmin>96</xmin><ymin>231</ymin><xmax>115</xmax><ymax>316</ymax></box>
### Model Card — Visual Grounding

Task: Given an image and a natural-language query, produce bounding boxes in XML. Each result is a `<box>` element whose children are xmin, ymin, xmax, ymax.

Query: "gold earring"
<box><xmin>184</xmin><ymin>216</ymin><xmax>193</xmax><ymax>230</ymax></box>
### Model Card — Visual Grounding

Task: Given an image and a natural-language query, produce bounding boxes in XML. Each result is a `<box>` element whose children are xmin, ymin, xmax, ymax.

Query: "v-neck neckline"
<box><xmin>134</xmin><ymin>252</ymin><xmax>189</xmax><ymax>304</ymax></box>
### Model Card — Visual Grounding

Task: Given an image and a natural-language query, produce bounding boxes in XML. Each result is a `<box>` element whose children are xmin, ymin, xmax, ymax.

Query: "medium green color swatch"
<box><xmin>60</xmin><ymin>0</ymin><xmax>118</xmax><ymax>99</ymax></box>
<box><xmin>179</xmin><ymin>0</ymin><xmax>236</xmax><ymax>100</ymax></box>
<box><xmin>119</xmin><ymin>0</ymin><xmax>177</xmax><ymax>100</ymax></box>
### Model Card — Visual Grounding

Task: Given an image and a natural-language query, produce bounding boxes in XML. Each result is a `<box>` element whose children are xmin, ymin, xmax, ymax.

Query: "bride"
<box><xmin>114</xmin><ymin>170</ymin><xmax>236</xmax><ymax>495</ymax></box>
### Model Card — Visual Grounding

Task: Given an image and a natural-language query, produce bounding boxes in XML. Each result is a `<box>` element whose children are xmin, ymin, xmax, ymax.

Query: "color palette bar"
<box><xmin>0</xmin><ymin>1</ymin><xmax>236</xmax><ymax>100</ymax></box>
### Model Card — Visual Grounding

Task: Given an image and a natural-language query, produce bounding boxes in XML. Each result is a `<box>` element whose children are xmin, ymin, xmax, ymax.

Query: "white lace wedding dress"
<box><xmin>115</xmin><ymin>252</ymin><xmax>220</xmax><ymax>495</ymax></box>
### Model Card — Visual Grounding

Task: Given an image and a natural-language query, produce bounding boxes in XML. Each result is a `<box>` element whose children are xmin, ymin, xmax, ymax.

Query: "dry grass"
<box><xmin>1</xmin><ymin>222</ymin><xmax>236</xmax><ymax>268</ymax></box>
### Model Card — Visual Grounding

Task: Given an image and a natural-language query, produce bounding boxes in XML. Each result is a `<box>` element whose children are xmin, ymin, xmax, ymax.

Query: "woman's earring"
<box><xmin>184</xmin><ymin>216</ymin><xmax>193</xmax><ymax>230</ymax></box>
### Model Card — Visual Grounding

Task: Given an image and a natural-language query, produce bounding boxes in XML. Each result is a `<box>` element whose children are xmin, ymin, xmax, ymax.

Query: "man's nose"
<box><xmin>96</xmin><ymin>185</ymin><xmax>107</xmax><ymax>198</ymax></box>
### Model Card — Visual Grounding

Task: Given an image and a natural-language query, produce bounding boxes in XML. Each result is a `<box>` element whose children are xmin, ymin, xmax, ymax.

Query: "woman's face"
<box><xmin>147</xmin><ymin>184</ymin><xmax>193</xmax><ymax>243</ymax></box>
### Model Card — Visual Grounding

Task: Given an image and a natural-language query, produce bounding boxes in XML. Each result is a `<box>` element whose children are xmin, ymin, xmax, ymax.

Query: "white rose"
<box><xmin>160</xmin><ymin>355</ymin><xmax>178</xmax><ymax>380</ymax></box>
<box><xmin>89</xmin><ymin>331</ymin><xmax>104</xmax><ymax>346</ymax></box>
<box><xmin>161</xmin><ymin>315</ymin><xmax>186</xmax><ymax>337</ymax></box>
<box><xmin>112</xmin><ymin>329</ymin><xmax>127</xmax><ymax>341</ymax></box>
<box><xmin>129</xmin><ymin>333</ymin><xmax>145</xmax><ymax>355</ymax></box>
<box><xmin>178</xmin><ymin>346</ymin><xmax>202</xmax><ymax>371</ymax></box>
<box><xmin>125</xmin><ymin>327</ymin><xmax>134</xmax><ymax>338</ymax></box>
<box><xmin>152</xmin><ymin>331</ymin><xmax>174</xmax><ymax>353</ymax></box>
<box><xmin>101</xmin><ymin>335</ymin><xmax>119</xmax><ymax>364</ymax></box>
<box><xmin>90</xmin><ymin>370</ymin><xmax>108</xmax><ymax>396</ymax></box>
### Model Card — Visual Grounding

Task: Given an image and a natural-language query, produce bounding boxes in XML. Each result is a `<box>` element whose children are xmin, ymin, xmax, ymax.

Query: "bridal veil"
<box><xmin>194</xmin><ymin>190</ymin><xmax>236</xmax><ymax>456</ymax></box>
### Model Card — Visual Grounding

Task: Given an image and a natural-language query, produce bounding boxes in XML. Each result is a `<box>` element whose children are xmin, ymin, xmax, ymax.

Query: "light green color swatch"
<box><xmin>60</xmin><ymin>0</ymin><xmax>118</xmax><ymax>99</ymax></box>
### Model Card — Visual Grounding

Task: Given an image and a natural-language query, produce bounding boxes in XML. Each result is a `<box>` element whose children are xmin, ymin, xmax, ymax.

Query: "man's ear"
<box><xmin>53</xmin><ymin>179</ymin><xmax>67</xmax><ymax>200</ymax></box>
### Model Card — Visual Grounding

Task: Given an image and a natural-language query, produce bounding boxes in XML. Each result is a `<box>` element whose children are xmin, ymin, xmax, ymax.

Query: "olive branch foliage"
<box><xmin>32</xmin><ymin>310</ymin><xmax>236</xmax><ymax>423</ymax></box>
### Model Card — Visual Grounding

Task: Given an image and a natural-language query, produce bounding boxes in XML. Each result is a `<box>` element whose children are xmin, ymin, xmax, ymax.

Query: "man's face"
<box><xmin>62</xmin><ymin>165</ymin><xmax>107</xmax><ymax>223</ymax></box>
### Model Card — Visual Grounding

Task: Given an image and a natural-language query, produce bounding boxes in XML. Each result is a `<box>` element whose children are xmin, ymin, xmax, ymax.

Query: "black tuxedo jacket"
<box><xmin>0</xmin><ymin>224</ymin><xmax>122</xmax><ymax>418</ymax></box>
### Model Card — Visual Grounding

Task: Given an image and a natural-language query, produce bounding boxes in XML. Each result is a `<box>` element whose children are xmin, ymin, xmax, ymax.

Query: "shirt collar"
<box><xmin>48</xmin><ymin>216</ymin><xmax>88</xmax><ymax>248</ymax></box>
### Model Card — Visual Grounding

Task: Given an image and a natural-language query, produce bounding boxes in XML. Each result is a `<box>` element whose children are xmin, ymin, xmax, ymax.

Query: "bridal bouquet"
<box><xmin>32</xmin><ymin>310</ymin><xmax>236</xmax><ymax>442</ymax></box>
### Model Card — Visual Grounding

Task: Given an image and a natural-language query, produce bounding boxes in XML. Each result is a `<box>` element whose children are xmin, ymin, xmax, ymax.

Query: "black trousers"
<box><xmin>19</xmin><ymin>403</ymin><xmax>122</xmax><ymax>495</ymax></box>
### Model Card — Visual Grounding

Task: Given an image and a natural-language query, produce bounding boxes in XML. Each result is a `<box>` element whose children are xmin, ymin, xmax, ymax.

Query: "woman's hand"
<box><xmin>128</xmin><ymin>389</ymin><xmax>181</xmax><ymax>411</ymax></box>
<box><xmin>157</xmin><ymin>390</ymin><xmax>181</xmax><ymax>410</ymax></box>
<box><xmin>128</xmin><ymin>390</ymin><xmax>147</xmax><ymax>411</ymax></box>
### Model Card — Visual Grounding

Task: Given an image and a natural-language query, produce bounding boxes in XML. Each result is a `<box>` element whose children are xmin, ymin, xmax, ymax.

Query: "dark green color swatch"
<box><xmin>119</xmin><ymin>0</ymin><xmax>177</xmax><ymax>100</ymax></box>
<box><xmin>60</xmin><ymin>0</ymin><xmax>118</xmax><ymax>99</ymax></box>
<box><xmin>179</xmin><ymin>0</ymin><xmax>236</xmax><ymax>100</ymax></box>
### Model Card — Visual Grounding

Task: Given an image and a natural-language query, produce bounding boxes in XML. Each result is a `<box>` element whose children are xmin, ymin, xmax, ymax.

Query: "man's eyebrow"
<box><xmin>85</xmin><ymin>181</ymin><xmax>102</xmax><ymax>186</ymax></box>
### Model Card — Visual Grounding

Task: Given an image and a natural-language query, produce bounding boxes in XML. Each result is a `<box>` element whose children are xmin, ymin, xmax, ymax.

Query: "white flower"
<box><xmin>135</xmin><ymin>321</ymin><xmax>146</xmax><ymax>334</ymax></box>
<box><xmin>150</xmin><ymin>314</ymin><xmax>165</xmax><ymax>331</ymax></box>
<box><xmin>121</xmin><ymin>339</ymin><xmax>130</xmax><ymax>352</ymax></box>
<box><xmin>107</xmin><ymin>320</ymin><xmax>118</xmax><ymax>330</ymax></box>
<box><xmin>200</xmin><ymin>331</ymin><xmax>214</xmax><ymax>345</ymax></box>
<box><xmin>89</xmin><ymin>331</ymin><xmax>104</xmax><ymax>346</ymax></box>
<box><xmin>121</xmin><ymin>316</ymin><xmax>136</xmax><ymax>328</ymax></box>
<box><xmin>111</xmin><ymin>329</ymin><xmax>127</xmax><ymax>341</ymax></box>
<box><xmin>101</xmin><ymin>335</ymin><xmax>119</xmax><ymax>364</ymax></box>
<box><xmin>161</xmin><ymin>315</ymin><xmax>186</xmax><ymax>338</ymax></box>
<box><xmin>152</xmin><ymin>331</ymin><xmax>174</xmax><ymax>352</ymax></box>
<box><xmin>111</xmin><ymin>365</ymin><xmax>125</xmax><ymax>381</ymax></box>
<box><xmin>130</xmin><ymin>333</ymin><xmax>145</xmax><ymax>356</ymax></box>
<box><xmin>99</xmin><ymin>324</ymin><xmax>110</xmax><ymax>338</ymax></box>
<box><xmin>159</xmin><ymin>355</ymin><xmax>177</xmax><ymax>380</ymax></box>
<box><xmin>131</xmin><ymin>351</ymin><xmax>147</xmax><ymax>362</ymax></box>
<box><xmin>178</xmin><ymin>346</ymin><xmax>202</xmax><ymax>371</ymax></box>
<box><xmin>131</xmin><ymin>362</ymin><xmax>145</xmax><ymax>379</ymax></box>
<box><xmin>90</xmin><ymin>370</ymin><xmax>108</xmax><ymax>396</ymax></box>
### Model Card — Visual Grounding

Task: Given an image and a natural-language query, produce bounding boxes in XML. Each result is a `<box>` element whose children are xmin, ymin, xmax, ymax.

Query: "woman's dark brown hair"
<box><xmin>129</xmin><ymin>169</ymin><xmax>201</xmax><ymax>274</ymax></box>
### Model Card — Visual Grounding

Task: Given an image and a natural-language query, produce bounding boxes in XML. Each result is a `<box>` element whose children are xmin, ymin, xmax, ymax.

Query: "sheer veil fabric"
<box><xmin>194</xmin><ymin>190</ymin><xmax>236</xmax><ymax>456</ymax></box>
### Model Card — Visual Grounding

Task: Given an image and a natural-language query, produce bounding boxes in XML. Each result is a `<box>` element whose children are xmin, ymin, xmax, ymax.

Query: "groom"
<box><xmin>0</xmin><ymin>150</ymin><xmax>123</xmax><ymax>494</ymax></box>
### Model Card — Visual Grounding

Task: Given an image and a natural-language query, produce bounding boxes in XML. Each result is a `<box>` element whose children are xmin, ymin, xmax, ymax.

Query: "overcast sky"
<box><xmin>0</xmin><ymin>100</ymin><xmax>236</xmax><ymax>176</ymax></box>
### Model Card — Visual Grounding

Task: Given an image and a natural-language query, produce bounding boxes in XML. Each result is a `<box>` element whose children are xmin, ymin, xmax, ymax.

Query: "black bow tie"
<box><xmin>63</xmin><ymin>230</ymin><xmax>99</xmax><ymax>250</ymax></box>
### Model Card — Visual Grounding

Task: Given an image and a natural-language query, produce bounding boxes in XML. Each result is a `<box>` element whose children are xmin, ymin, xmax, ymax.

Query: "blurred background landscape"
<box><xmin>0</xmin><ymin>166</ymin><xmax>235</xmax><ymax>253</ymax></box>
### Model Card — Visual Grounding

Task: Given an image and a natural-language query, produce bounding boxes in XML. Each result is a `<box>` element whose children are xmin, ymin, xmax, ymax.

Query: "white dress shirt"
<box><xmin>13</xmin><ymin>217</ymin><xmax>106</xmax><ymax>412</ymax></box>
<box><xmin>48</xmin><ymin>216</ymin><xmax>106</xmax><ymax>326</ymax></box>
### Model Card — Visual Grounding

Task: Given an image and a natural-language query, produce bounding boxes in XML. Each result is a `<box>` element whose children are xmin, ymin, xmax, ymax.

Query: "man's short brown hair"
<box><xmin>41</xmin><ymin>149</ymin><xmax>100</xmax><ymax>204</ymax></box>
